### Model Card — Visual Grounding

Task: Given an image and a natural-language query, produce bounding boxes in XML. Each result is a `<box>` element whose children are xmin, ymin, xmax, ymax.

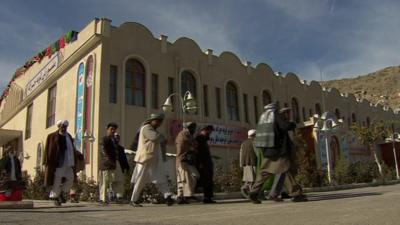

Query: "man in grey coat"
<box><xmin>249</xmin><ymin>103</ymin><xmax>307</xmax><ymax>203</ymax></box>
<box><xmin>240</xmin><ymin>129</ymin><xmax>257</xmax><ymax>192</ymax></box>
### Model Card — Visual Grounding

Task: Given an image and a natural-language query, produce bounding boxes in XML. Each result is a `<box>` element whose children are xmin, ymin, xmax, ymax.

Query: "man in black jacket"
<box><xmin>0</xmin><ymin>146</ymin><xmax>24</xmax><ymax>197</ymax></box>
<box><xmin>195</xmin><ymin>125</ymin><xmax>216</xmax><ymax>204</ymax></box>
<box><xmin>99</xmin><ymin>123</ymin><xmax>128</xmax><ymax>205</ymax></box>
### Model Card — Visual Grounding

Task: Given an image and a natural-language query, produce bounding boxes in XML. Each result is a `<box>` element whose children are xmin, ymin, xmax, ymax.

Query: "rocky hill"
<box><xmin>320</xmin><ymin>66</ymin><xmax>400</xmax><ymax>113</ymax></box>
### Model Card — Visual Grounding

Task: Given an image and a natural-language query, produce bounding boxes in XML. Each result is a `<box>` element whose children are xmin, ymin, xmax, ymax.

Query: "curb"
<box><xmin>0</xmin><ymin>200</ymin><xmax>34</xmax><ymax>209</ymax></box>
<box><xmin>210</xmin><ymin>180</ymin><xmax>400</xmax><ymax>200</ymax></box>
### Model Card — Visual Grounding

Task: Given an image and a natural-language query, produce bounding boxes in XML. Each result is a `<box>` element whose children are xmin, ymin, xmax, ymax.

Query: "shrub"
<box><xmin>293</xmin><ymin>133</ymin><xmax>328</xmax><ymax>187</ymax></box>
<box><xmin>73</xmin><ymin>174</ymin><xmax>98</xmax><ymax>202</ymax></box>
<box><xmin>23</xmin><ymin>168</ymin><xmax>48</xmax><ymax>200</ymax></box>
<box><xmin>214</xmin><ymin>159</ymin><xmax>242</xmax><ymax>192</ymax></box>
<box><xmin>333</xmin><ymin>156</ymin><xmax>353</xmax><ymax>185</ymax></box>
<box><xmin>347</xmin><ymin>161</ymin><xmax>378</xmax><ymax>183</ymax></box>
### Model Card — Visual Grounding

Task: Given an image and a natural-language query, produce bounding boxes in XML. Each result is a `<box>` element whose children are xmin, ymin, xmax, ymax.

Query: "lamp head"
<box><xmin>162</xmin><ymin>96</ymin><xmax>173</xmax><ymax>113</ymax></box>
<box><xmin>184</xmin><ymin>92</ymin><xmax>197</xmax><ymax>114</ymax></box>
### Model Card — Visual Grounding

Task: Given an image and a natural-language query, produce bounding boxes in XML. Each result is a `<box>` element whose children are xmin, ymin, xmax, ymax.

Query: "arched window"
<box><xmin>335</xmin><ymin>108</ymin><xmax>341</xmax><ymax>119</ymax></box>
<box><xmin>315</xmin><ymin>103</ymin><xmax>322</xmax><ymax>116</ymax></box>
<box><xmin>302</xmin><ymin>107</ymin><xmax>306</xmax><ymax>122</ymax></box>
<box><xmin>226</xmin><ymin>82</ymin><xmax>239</xmax><ymax>121</ymax></box>
<box><xmin>262</xmin><ymin>90</ymin><xmax>272</xmax><ymax>106</ymax></box>
<box><xmin>125</xmin><ymin>59</ymin><xmax>145</xmax><ymax>106</ymax></box>
<box><xmin>352</xmin><ymin>113</ymin><xmax>357</xmax><ymax>124</ymax></box>
<box><xmin>181</xmin><ymin>71</ymin><xmax>197</xmax><ymax>97</ymax></box>
<box><xmin>291</xmin><ymin>98</ymin><xmax>300</xmax><ymax>123</ymax></box>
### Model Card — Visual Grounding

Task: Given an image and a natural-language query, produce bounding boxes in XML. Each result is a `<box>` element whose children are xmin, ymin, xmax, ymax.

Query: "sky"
<box><xmin>1</xmin><ymin>0</ymin><xmax>400</xmax><ymax>90</ymax></box>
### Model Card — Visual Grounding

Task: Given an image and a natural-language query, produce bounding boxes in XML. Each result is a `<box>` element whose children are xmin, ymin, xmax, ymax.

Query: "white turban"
<box><xmin>248</xmin><ymin>129</ymin><xmax>256</xmax><ymax>137</ymax></box>
<box><xmin>56</xmin><ymin>120</ymin><xmax>69</xmax><ymax>127</ymax></box>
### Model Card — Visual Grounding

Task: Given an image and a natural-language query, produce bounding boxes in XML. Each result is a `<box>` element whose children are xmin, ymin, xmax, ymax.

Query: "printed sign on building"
<box><xmin>25</xmin><ymin>53</ymin><xmax>60</xmax><ymax>97</ymax></box>
<box><xmin>168</xmin><ymin>119</ymin><xmax>248</xmax><ymax>148</ymax></box>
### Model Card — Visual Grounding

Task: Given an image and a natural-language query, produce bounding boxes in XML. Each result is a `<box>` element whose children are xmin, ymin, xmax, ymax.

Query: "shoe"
<box><xmin>186</xmin><ymin>196</ymin><xmax>200</xmax><ymax>202</ymax></box>
<box><xmin>99</xmin><ymin>200</ymin><xmax>109</xmax><ymax>206</ymax></box>
<box><xmin>268</xmin><ymin>196</ymin><xmax>283</xmax><ymax>202</ymax></box>
<box><xmin>292</xmin><ymin>195</ymin><xmax>308</xmax><ymax>202</ymax></box>
<box><xmin>249</xmin><ymin>193</ymin><xmax>261</xmax><ymax>204</ymax></box>
<box><xmin>177</xmin><ymin>197</ymin><xmax>190</xmax><ymax>204</ymax></box>
<box><xmin>165</xmin><ymin>195</ymin><xmax>174</xmax><ymax>206</ymax></box>
<box><xmin>203</xmin><ymin>198</ymin><xmax>216</xmax><ymax>204</ymax></box>
<box><xmin>59</xmin><ymin>192</ymin><xmax>67</xmax><ymax>203</ymax></box>
<box><xmin>53</xmin><ymin>198</ymin><xmax>62</xmax><ymax>206</ymax></box>
<box><xmin>280</xmin><ymin>192</ymin><xmax>291</xmax><ymax>199</ymax></box>
<box><xmin>130</xmin><ymin>201</ymin><xmax>143</xmax><ymax>207</ymax></box>
<box><xmin>116</xmin><ymin>198</ymin><xmax>125</xmax><ymax>204</ymax></box>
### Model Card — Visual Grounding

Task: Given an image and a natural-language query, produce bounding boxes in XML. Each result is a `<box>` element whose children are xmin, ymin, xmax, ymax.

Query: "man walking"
<box><xmin>130</xmin><ymin>113</ymin><xmax>174</xmax><ymax>207</ymax></box>
<box><xmin>175</xmin><ymin>122</ymin><xmax>199</xmax><ymax>204</ymax></box>
<box><xmin>99</xmin><ymin>123</ymin><xmax>127</xmax><ymax>205</ymax></box>
<box><xmin>239</xmin><ymin>129</ymin><xmax>257</xmax><ymax>196</ymax></box>
<box><xmin>250</xmin><ymin>103</ymin><xmax>307</xmax><ymax>203</ymax></box>
<box><xmin>195</xmin><ymin>125</ymin><xmax>216</xmax><ymax>204</ymax></box>
<box><xmin>43</xmin><ymin>120</ymin><xmax>78</xmax><ymax>206</ymax></box>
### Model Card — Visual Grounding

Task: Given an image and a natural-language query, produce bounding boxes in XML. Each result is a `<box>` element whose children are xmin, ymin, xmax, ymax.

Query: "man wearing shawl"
<box><xmin>130</xmin><ymin>113</ymin><xmax>174</xmax><ymax>207</ymax></box>
<box><xmin>249</xmin><ymin>104</ymin><xmax>307</xmax><ymax>203</ymax></box>
<box><xmin>175</xmin><ymin>122</ymin><xmax>199</xmax><ymax>204</ymax></box>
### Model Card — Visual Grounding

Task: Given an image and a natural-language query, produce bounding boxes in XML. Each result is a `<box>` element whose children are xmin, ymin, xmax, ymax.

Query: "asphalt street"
<box><xmin>1</xmin><ymin>184</ymin><xmax>400</xmax><ymax>225</ymax></box>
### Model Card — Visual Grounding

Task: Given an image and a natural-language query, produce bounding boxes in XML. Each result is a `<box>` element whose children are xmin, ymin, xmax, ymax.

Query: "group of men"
<box><xmin>41</xmin><ymin>101</ymin><xmax>307</xmax><ymax>207</ymax></box>
<box><xmin>42</xmin><ymin>114</ymin><xmax>216</xmax><ymax>207</ymax></box>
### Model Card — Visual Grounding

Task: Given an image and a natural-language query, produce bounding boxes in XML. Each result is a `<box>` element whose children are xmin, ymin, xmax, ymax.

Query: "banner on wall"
<box><xmin>25</xmin><ymin>53</ymin><xmax>60</xmax><ymax>97</ymax></box>
<box><xmin>168</xmin><ymin>119</ymin><xmax>248</xmax><ymax>148</ymax></box>
<box><xmin>74</xmin><ymin>63</ymin><xmax>85</xmax><ymax>153</ymax></box>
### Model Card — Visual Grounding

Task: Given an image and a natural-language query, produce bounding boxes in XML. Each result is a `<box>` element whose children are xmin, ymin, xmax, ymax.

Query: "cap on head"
<box><xmin>183</xmin><ymin>122</ymin><xmax>196</xmax><ymax>129</ymax></box>
<box><xmin>145</xmin><ymin>113</ymin><xmax>165</xmax><ymax>123</ymax></box>
<box><xmin>57</xmin><ymin>120</ymin><xmax>69</xmax><ymax>127</ymax></box>
<box><xmin>279</xmin><ymin>107</ymin><xmax>291</xmax><ymax>114</ymax></box>
<box><xmin>248</xmin><ymin>129</ymin><xmax>256</xmax><ymax>137</ymax></box>
<box><xmin>264</xmin><ymin>103</ymin><xmax>277</xmax><ymax>110</ymax></box>
<box><xmin>201</xmin><ymin>125</ymin><xmax>214</xmax><ymax>131</ymax></box>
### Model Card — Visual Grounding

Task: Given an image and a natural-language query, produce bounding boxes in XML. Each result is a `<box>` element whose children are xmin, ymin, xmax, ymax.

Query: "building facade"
<box><xmin>1</xmin><ymin>18</ymin><xmax>399</xmax><ymax>180</ymax></box>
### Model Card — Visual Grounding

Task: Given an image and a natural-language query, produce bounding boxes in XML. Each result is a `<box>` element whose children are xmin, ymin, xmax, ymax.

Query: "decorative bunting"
<box><xmin>0</xmin><ymin>30</ymin><xmax>79</xmax><ymax>106</ymax></box>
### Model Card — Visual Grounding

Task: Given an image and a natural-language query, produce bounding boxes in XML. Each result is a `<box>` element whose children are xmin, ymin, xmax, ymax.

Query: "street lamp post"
<box><xmin>391</xmin><ymin>133</ymin><xmax>400</xmax><ymax>179</ymax></box>
<box><xmin>314</xmin><ymin>115</ymin><xmax>342</xmax><ymax>184</ymax></box>
<box><xmin>162</xmin><ymin>91</ymin><xmax>198</xmax><ymax>120</ymax></box>
<box><xmin>386</xmin><ymin>131</ymin><xmax>400</xmax><ymax>180</ymax></box>
<box><xmin>82</xmin><ymin>131</ymin><xmax>96</xmax><ymax>177</ymax></box>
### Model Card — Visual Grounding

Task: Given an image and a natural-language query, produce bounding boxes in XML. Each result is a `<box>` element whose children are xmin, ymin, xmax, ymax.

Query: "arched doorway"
<box><xmin>330</xmin><ymin>135</ymin><xmax>341</xmax><ymax>168</ymax></box>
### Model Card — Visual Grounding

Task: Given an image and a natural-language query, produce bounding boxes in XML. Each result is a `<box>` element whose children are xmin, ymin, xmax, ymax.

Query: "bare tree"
<box><xmin>351</xmin><ymin>121</ymin><xmax>389</xmax><ymax>179</ymax></box>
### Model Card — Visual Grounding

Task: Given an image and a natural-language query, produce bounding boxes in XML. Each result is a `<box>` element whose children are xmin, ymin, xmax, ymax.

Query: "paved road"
<box><xmin>1</xmin><ymin>184</ymin><xmax>400</xmax><ymax>225</ymax></box>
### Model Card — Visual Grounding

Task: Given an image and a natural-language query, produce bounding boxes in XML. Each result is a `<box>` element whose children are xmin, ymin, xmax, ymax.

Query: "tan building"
<box><xmin>0</xmin><ymin>18</ymin><xmax>399</xmax><ymax>180</ymax></box>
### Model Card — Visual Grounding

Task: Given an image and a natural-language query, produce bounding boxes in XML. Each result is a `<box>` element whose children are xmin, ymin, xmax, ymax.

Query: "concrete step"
<box><xmin>0</xmin><ymin>201</ymin><xmax>34</xmax><ymax>209</ymax></box>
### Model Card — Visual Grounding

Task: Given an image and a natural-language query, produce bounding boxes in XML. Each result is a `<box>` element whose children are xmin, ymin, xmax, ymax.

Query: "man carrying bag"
<box><xmin>249</xmin><ymin>103</ymin><xmax>307</xmax><ymax>204</ymax></box>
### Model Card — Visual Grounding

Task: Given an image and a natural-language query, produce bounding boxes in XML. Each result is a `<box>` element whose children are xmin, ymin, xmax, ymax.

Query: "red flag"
<box><xmin>45</xmin><ymin>46</ymin><xmax>52</xmax><ymax>58</ymax></box>
<box><xmin>59</xmin><ymin>37</ymin><xmax>65</xmax><ymax>48</ymax></box>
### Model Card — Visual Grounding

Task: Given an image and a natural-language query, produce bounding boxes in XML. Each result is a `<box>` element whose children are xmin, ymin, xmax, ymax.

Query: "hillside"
<box><xmin>320</xmin><ymin>66</ymin><xmax>400</xmax><ymax>113</ymax></box>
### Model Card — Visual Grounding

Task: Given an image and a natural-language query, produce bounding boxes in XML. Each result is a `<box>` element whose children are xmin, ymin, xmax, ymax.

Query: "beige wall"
<box><xmin>1</xmin><ymin>18</ymin><xmax>399</xmax><ymax>179</ymax></box>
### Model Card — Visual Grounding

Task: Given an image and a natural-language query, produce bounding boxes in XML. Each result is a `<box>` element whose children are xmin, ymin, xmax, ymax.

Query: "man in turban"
<box><xmin>43</xmin><ymin>120</ymin><xmax>78</xmax><ymax>206</ymax></box>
